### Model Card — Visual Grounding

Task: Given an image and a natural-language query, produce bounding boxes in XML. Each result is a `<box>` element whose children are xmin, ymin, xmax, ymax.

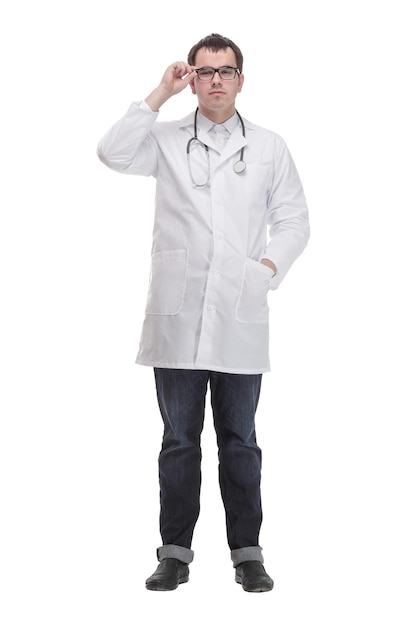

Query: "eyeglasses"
<box><xmin>194</xmin><ymin>66</ymin><xmax>240</xmax><ymax>81</ymax></box>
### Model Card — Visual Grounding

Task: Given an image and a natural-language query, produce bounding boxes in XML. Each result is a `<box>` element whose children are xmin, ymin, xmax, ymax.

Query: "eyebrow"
<box><xmin>195</xmin><ymin>65</ymin><xmax>238</xmax><ymax>70</ymax></box>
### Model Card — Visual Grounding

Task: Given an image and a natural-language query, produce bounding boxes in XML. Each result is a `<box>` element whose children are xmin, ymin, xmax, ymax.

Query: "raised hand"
<box><xmin>145</xmin><ymin>62</ymin><xmax>196</xmax><ymax>111</ymax></box>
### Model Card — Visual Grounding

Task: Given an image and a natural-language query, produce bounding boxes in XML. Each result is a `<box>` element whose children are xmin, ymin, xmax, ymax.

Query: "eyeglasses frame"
<box><xmin>194</xmin><ymin>66</ymin><xmax>241</xmax><ymax>81</ymax></box>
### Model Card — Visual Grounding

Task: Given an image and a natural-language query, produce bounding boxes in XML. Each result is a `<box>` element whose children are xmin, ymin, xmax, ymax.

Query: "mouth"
<box><xmin>209</xmin><ymin>90</ymin><xmax>226</xmax><ymax>96</ymax></box>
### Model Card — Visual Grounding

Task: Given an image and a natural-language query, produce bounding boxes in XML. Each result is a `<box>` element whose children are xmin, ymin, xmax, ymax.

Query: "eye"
<box><xmin>220</xmin><ymin>67</ymin><xmax>235</xmax><ymax>78</ymax></box>
<box><xmin>198</xmin><ymin>68</ymin><xmax>214</xmax><ymax>80</ymax></box>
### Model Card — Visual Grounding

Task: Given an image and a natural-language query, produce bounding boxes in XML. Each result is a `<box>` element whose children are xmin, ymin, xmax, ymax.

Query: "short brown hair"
<box><xmin>187</xmin><ymin>33</ymin><xmax>243</xmax><ymax>72</ymax></box>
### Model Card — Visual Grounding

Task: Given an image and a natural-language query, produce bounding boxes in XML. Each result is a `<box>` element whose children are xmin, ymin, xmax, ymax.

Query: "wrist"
<box><xmin>145</xmin><ymin>86</ymin><xmax>171</xmax><ymax>112</ymax></box>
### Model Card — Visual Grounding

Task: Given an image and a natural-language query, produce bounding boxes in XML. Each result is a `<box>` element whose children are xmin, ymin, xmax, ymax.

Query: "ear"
<box><xmin>189</xmin><ymin>78</ymin><xmax>196</xmax><ymax>95</ymax></box>
<box><xmin>237</xmin><ymin>73</ymin><xmax>244</xmax><ymax>93</ymax></box>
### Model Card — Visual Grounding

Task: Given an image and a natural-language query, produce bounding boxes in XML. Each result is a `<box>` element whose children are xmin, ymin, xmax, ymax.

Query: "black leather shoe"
<box><xmin>235</xmin><ymin>560</ymin><xmax>274</xmax><ymax>592</ymax></box>
<box><xmin>145</xmin><ymin>558</ymin><xmax>189</xmax><ymax>591</ymax></box>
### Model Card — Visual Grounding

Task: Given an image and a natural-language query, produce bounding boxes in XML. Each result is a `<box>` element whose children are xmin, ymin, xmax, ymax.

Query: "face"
<box><xmin>190</xmin><ymin>47</ymin><xmax>244</xmax><ymax>122</ymax></box>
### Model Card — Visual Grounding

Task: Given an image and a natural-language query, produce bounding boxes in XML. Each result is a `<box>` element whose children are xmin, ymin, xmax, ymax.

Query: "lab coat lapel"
<box><xmin>198</xmin><ymin>129</ymin><xmax>218</xmax><ymax>151</ymax></box>
<box><xmin>218</xmin><ymin>125</ymin><xmax>246</xmax><ymax>167</ymax></box>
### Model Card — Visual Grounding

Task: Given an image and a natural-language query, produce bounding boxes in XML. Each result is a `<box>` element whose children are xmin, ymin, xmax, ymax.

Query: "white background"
<box><xmin>1</xmin><ymin>0</ymin><xmax>416</xmax><ymax>624</ymax></box>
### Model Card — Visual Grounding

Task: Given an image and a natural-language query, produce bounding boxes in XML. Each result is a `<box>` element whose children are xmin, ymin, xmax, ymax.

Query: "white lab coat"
<box><xmin>97</xmin><ymin>102</ymin><xmax>309</xmax><ymax>374</ymax></box>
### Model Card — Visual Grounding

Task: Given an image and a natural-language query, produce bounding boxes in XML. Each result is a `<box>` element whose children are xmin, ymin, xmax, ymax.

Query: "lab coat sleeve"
<box><xmin>264</xmin><ymin>139</ymin><xmax>310</xmax><ymax>290</ymax></box>
<box><xmin>97</xmin><ymin>102</ymin><xmax>159</xmax><ymax>176</ymax></box>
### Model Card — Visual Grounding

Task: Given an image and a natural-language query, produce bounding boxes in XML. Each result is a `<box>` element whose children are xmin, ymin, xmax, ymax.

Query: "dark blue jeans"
<box><xmin>154</xmin><ymin>368</ymin><xmax>263</xmax><ymax>552</ymax></box>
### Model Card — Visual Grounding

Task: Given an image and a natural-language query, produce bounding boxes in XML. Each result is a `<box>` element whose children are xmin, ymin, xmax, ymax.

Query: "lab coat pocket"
<box><xmin>235</xmin><ymin>258</ymin><xmax>273</xmax><ymax>324</ymax></box>
<box><xmin>145</xmin><ymin>249</ymin><xmax>188</xmax><ymax>315</ymax></box>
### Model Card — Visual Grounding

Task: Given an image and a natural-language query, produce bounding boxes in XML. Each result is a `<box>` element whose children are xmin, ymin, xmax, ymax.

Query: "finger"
<box><xmin>172</xmin><ymin>61</ymin><xmax>189</xmax><ymax>77</ymax></box>
<box><xmin>181</xmin><ymin>70</ymin><xmax>196</xmax><ymax>85</ymax></box>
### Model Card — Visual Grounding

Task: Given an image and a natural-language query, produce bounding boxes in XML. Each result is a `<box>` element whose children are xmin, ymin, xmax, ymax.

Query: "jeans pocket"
<box><xmin>145</xmin><ymin>249</ymin><xmax>188</xmax><ymax>315</ymax></box>
<box><xmin>235</xmin><ymin>258</ymin><xmax>272</xmax><ymax>324</ymax></box>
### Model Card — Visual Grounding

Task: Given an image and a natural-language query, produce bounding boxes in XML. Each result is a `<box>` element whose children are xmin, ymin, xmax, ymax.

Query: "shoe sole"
<box><xmin>146</xmin><ymin>575</ymin><xmax>189</xmax><ymax>591</ymax></box>
<box><xmin>235</xmin><ymin>575</ymin><xmax>273</xmax><ymax>593</ymax></box>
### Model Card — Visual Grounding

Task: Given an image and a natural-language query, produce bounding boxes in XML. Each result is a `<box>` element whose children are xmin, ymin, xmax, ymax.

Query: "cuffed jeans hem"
<box><xmin>231</xmin><ymin>546</ymin><xmax>264</xmax><ymax>567</ymax></box>
<box><xmin>157</xmin><ymin>544</ymin><xmax>194</xmax><ymax>564</ymax></box>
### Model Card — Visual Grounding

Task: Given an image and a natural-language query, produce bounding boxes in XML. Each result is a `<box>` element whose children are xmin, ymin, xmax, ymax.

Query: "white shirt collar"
<box><xmin>197</xmin><ymin>111</ymin><xmax>239</xmax><ymax>135</ymax></box>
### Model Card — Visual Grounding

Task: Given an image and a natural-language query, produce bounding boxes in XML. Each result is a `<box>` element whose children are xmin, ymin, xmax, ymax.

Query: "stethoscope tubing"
<box><xmin>186</xmin><ymin>108</ymin><xmax>246</xmax><ymax>186</ymax></box>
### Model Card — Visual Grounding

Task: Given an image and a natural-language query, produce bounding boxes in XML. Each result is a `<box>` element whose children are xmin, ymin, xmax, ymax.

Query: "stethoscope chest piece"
<box><xmin>233</xmin><ymin>160</ymin><xmax>246</xmax><ymax>174</ymax></box>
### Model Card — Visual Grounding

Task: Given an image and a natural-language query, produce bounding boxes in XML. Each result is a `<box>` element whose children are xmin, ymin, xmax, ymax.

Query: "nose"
<box><xmin>211</xmin><ymin>69</ymin><xmax>222</xmax><ymax>83</ymax></box>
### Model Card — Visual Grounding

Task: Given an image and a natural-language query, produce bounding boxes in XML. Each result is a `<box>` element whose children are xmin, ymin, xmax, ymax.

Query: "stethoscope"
<box><xmin>186</xmin><ymin>107</ymin><xmax>246</xmax><ymax>188</ymax></box>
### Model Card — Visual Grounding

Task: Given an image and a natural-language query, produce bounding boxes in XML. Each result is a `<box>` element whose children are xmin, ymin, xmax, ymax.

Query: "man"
<box><xmin>97</xmin><ymin>33</ymin><xmax>309</xmax><ymax>592</ymax></box>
